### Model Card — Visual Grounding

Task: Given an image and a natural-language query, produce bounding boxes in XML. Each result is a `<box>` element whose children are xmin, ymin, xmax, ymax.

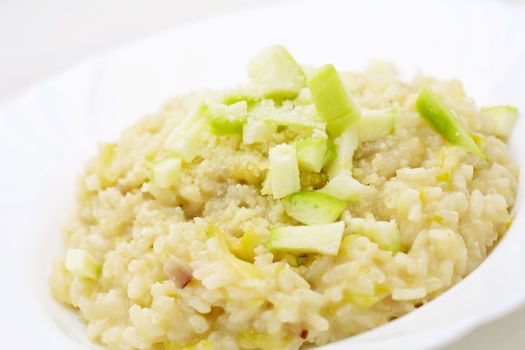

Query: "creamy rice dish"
<box><xmin>50</xmin><ymin>46</ymin><xmax>519</xmax><ymax>350</ymax></box>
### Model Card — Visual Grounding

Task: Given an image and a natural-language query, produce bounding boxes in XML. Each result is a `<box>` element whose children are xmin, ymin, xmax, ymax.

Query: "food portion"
<box><xmin>50</xmin><ymin>45</ymin><xmax>519</xmax><ymax>350</ymax></box>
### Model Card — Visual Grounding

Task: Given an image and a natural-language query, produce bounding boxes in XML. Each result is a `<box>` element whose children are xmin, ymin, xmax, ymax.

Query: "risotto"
<box><xmin>49</xmin><ymin>46</ymin><xmax>519</xmax><ymax>350</ymax></box>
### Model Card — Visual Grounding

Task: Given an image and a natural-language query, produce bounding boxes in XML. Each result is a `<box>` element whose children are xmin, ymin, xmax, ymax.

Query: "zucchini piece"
<box><xmin>348</xmin><ymin>218</ymin><xmax>402</xmax><ymax>253</ymax></box>
<box><xmin>343</xmin><ymin>284</ymin><xmax>390</xmax><ymax>308</ymax></box>
<box><xmin>283</xmin><ymin>191</ymin><xmax>347</xmax><ymax>225</ymax></box>
<box><xmin>323</xmin><ymin>137</ymin><xmax>336</xmax><ymax>167</ymax></box>
<box><xmin>415</xmin><ymin>87</ymin><xmax>487</xmax><ymax>160</ymax></box>
<box><xmin>358</xmin><ymin>107</ymin><xmax>397</xmax><ymax>142</ymax></box>
<box><xmin>229</xmin><ymin>230</ymin><xmax>259</xmax><ymax>262</ymax></box>
<box><xmin>249</xmin><ymin>99</ymin><xmax>325</xmax><ymax>130</ymax></box>
<box><xmin>208</xmin><ymin>116</ymin><xmax>245</xmax><ymax>135</ymax></box>
<box><xmin>269</xmin><ymin>221</ymin><xmax>345</xmax><ymax>255</ymax></box>
<box><xmin>308</xmin><ymin>64</ymin><xmax>361</xmax><ymax>137</ymax></box>
<box><xmin>295</xmin><ymin>135</ymin><xmax>328</xmax><ymax>172</ymax></box>
<box><xmin>248</xmin><ymin>45</ymin><xmax>306</xmax><ymax>100</ymax></box>
<box><xmin>206</xmin><ymin>224</ymin><xmax>262</xmax><ymax>279</ymax></box>
<box><xmin>205</xmin><ymin>101</ymin><xmax>247</xmax><ymax>136</ymax></box>
<box><xmin>326</xmin><ymin>127</ymin><xmax>359</xmax><ymax>178</ymax></box>
<box><xmin>481</xmin><ymin>105</ymin><xmax>519</xmax><ymax>140</ymax></box>
<box><xmin>242</xmin><ymin>118</ymin><xmax>276</xmax><ymax>145</ymax></box>
<box><xmin>223</xmin><ymin>86</ymin><xmax>262</xmax><ymax>105</ymax></box>
<box><xmin>65</xmin><ymin>249</ymin><xmax>101</xmax><ymax>280</ymax></box>
<box><xmin>265</xmin><ymin>144</ymin><xmax>301</xmax><ymax>199</ymax></box>
<box><xmin>237</xmin><ymin>331</ymin><xmax>296</xmax><ymax>350</ymax></box>
<box><xmin>150</xmin><ymin>157</ymin><xmax>182</xmax><ymax>188</ymax></box>
<box><xmin>318</xmin><ymin>170</ymin><xmax>368</xmax><ymax>203</ymax></box>
<box><xmin>164</xmin><ymin>106</ymin><xmax>208</xmax><ymax>163</ymax></box>
<box><xmin>435</xmin><ymin>145</ymin><xmax>461</xmax><ymax>182</ymax></box>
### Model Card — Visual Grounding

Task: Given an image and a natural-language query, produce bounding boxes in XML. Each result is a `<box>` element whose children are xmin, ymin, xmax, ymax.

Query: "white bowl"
<box><xmin>1</xmin><ymin>0</ymin><xmax>524</xmax><ymax>349</ymax></box>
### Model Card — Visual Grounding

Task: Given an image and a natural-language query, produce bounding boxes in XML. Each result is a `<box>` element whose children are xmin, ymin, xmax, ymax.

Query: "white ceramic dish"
<box><xmin>0</xmin><ymin>0</ymin><xmax>524</xmax><ymax>349</ymax></box>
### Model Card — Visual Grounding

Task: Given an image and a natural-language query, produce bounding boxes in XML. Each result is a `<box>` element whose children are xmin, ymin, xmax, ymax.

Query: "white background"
<box><xmin>1</xmin><ymin>0</ymin><xmax>524</xmax><ymax>349</ymax></box>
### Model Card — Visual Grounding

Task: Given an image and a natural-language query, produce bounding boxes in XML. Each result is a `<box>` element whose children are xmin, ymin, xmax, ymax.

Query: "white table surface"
<box><xmin>1</xmin><ymin>0</ymin><xmax>524</xmax><ymax>349</ymax></box>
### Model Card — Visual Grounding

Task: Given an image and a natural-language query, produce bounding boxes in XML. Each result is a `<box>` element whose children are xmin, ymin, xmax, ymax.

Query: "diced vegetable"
<box><xmin>206</xmin><ymin>224</ymin><xmax>262</xmax><ymax>279</ymax></box>
<box><xmin>260</xmin><ymin>174</ymin><xmax>272</xmax><ymax>196</ymax></box>
<box><xmin>164</xmin><ymin>107</ymin><xmax>208</xmax><ymax>163</ymax></box>
<box><xmin>358</xmin><ymin>107</ymin><xmax>397</xmax><ymax>142</ymax></box>
<box><xmin>96</xmin><ymin>143</ymin><xmax>119</xmax><ymax>187</ymax></box>
<box><xmin>264</xmin><ymin>144</ymin><xmax>301</xmax><ymax>199</ymax></box>
<box><xmin>348</xmin><ymin>218</ymin><xmax>402</xmax><ymax>253</ymax></box>
<box><xmin>283</xmin><ymin>191</ymin><xmax>347</xmax><ymax>225</ymax></box>
<box><xmin>323</xmin><ymin>137</ymin><xmax>336</xmax><ymax>167</ymax></box>
<box><xmin>435</xmin><ymin>145</ymin><xmax>461</xmax><ymax>182</ymax></box>
<box><xmin>249</xmin><ymin>100</ymin><xmax>325</xmax><ymax>130</ymax></box>
<box><xmin>237</xmin><ymin>331</ymin><xmax>296</xmax><ymax>350</ymax></box>
<box><xmin>326</xmin><ymin>127</ymin><xmax>359</xmax><ymax>178</ymax></box>
<box><xmin>146</xmin><ymin>183</ymin><xmax>177</xmax><ymax>206</ymax></box>
<box><xmin>481</xmin><ymin>105</ymin><xmax>519</xmax><ymax>140</ymax></box>
<box><xmin>150</xmin><ymin>157</ymin><xmax>182</xmax><ymax>188</ymax></box>
<box><xmin>344</xmin><ymin>293</ymin><xmax>380</xmax><ymax>308</ymax></box>
<box><xmin>295</xmin><ymin>136</ymin><xmax>328</xmax><ymax>172</ymax></box>
<box><xmin>205</xmin><ymin>101</ymin><xmax>247</xmax><ymax>136</ymax></box>
<box><xmin>470</xmin><ymin>132</ymin><xmax>485</xmax><ymax>150</ymax></box>
<box><xmin>294</xmin><ymin>87</ymin><xmax>312</xmax><ymax>105</ymax></box>
<box><xmin>208</xmin><ymin>116</ymin><xmax>245</xmax><ymax>135</ymax></box>
<box><xmin>318</xmin><ymin>170</ymin><xmax>368</xmax><ymax>203</ymax></box>
<box><xmin>308</xmin><ymin>64</ymin><xmax>361</xmax><ymax>137</ymax></box>
<box><xmin>223</xmin><ymin>87</ymin><xmax>262</xmax><ymax>105</ymax></box>
<box><xmin>269</xmin><ymin>221</ymin><xmax>345</xmax><ymax>255</ymax></box>
<box><xmin>415</xmin><ymin>86</ymin><xmax>487</xmax><ymax>160</ymax></box>
<box><xmin>65</xmin><ymin>249</ymin><xmax>101</xmax><ymax>280</ymax></box>
<box><xmin>229</xmin><ymin>230</ymin><xmax>259</xmax><ymax>262</ymax></box>
<box><xmin>242</xmin><ymin>118</ymin><xmax>276</xmax><ymax>145</ymax></box>
<box><xmin>248</xmin><ymin>45</ymin><xmax>306</xmax><ymax>100</ymax></box>
<box><xmin>344</xmin><ymin>284</ymin><xmax>390</xmax><ymax>308</ymax></box>
<box><xmin>339</xmin><ymin>233</ymin><xmax>361</xmax><ymax>256</ymax></box>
